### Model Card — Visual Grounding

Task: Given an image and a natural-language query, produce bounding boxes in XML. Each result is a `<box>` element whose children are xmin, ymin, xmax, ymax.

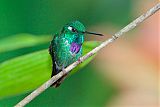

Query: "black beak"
<box><xmin>82</xmin><ymin>31</ymin><xmax>104</xmax><ymax>36</ymax></box>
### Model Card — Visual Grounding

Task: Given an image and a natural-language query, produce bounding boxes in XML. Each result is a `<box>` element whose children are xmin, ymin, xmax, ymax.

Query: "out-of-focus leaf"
<box><xmin>0</xmin><ymin>43</ymin><xmax>50</xmax><ymax>63</ymax></box>
<box><xmin>0</xmin><ymin>34</ymin><xmax>51</xmax><ymax>53</ymax></box>
<box><xmin>0</xmin><ymin>65</ymin><xmax>118</xmax><ymax>107</ymax></box>
<box><xmin>0</xmin><ymin>41</ymin><xmax>100</xmax><ymax>99</ymax></box>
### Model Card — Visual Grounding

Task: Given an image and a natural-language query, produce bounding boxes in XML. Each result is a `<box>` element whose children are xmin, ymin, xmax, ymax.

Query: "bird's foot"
<box><xmin>78</xmin><ymin>58</ymin><xmax>82</xmax><ymax>63</ymax></box>
<box><xmin>62</xmin><ymin>66</ymin><xmax>67</xmax><ymax>74</ymax></box>
<box><xmin>55</xmin><ymin>61</ymin><xmax>61</xmax><ymax>71</ymax></box>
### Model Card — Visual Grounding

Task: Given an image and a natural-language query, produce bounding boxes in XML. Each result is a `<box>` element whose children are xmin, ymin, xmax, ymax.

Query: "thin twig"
<box><xmin>15</xmin><ymin>3</ymin><xmax>160</xmax><ymax>107</ymax></box>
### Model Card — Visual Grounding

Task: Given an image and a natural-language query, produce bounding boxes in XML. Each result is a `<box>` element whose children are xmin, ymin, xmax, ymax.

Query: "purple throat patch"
<box><xmin>70</xmin><ymin>42</ymin><xmax>81</xmax><ymax>54</ymax></box>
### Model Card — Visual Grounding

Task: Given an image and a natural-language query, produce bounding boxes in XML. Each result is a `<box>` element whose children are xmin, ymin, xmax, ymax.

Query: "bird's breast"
<box><xmin>70</xmin><ymin>42</ymin><xmax>81</xmax><ymax>54</ymax></box>
<box><xmin>54</xmin><ymin>38</ymin><xmax>82</xmax><ymax>68</ymax></box>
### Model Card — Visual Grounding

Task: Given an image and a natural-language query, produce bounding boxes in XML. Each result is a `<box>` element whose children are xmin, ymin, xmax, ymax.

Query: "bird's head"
<box><xmin>61</xmin><ymin>21</ymin><xmax>104</xmax><ymax>45</ymax></box>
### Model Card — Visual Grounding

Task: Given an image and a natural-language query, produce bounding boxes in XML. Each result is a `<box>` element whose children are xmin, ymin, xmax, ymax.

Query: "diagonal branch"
<box><xmin>15</xmin><ymin>3</ymin><xmax>160</xmax><ymax>107</ymax></box>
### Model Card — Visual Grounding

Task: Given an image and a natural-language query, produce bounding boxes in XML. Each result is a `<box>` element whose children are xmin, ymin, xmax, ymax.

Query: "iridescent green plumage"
<box><xmin>49</xmin><ymin>21</ymin><xmax>103</xmax><ymax>87</ymax></box>
<box><xmin>49</xmin><ymin>21</ymin><xmax>85</xmax><ymax>87</ymax></box>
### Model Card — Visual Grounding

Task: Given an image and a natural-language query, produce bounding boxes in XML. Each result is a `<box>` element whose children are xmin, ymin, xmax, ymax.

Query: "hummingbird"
<box><xmin>49</xmin><ymin>21</ymin><xmax>103</xmax><ymax>87</ymax></box>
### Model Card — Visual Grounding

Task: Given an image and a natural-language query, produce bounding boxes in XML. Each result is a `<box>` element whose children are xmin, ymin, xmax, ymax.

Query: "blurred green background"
<box><xmin>1</xmin><ymin>0</ymin><xmax>154</xmax><ymax>106</ymax></box>
<box><xmin>0</xmin><ymin>0</ymin><xmax>132</xmax><ymax>63</ymax></box>
<box><xmin>0</xmin><ymin>0</ymin><xmax>132</xmax><ymax>37</ymax></box>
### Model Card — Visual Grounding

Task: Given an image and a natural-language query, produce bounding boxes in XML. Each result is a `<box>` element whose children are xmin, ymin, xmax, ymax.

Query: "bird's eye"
<box><xmin>68</xmin><ymin>26</ymin><xmax>77</xmax><ymax>32</ymax></box>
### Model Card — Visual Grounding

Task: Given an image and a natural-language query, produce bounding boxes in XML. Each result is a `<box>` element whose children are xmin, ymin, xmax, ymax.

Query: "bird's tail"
<box><xmin>51</xmin><ymin>73</ymin><xmax>68</xmax><ymax>88</ymax></box>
